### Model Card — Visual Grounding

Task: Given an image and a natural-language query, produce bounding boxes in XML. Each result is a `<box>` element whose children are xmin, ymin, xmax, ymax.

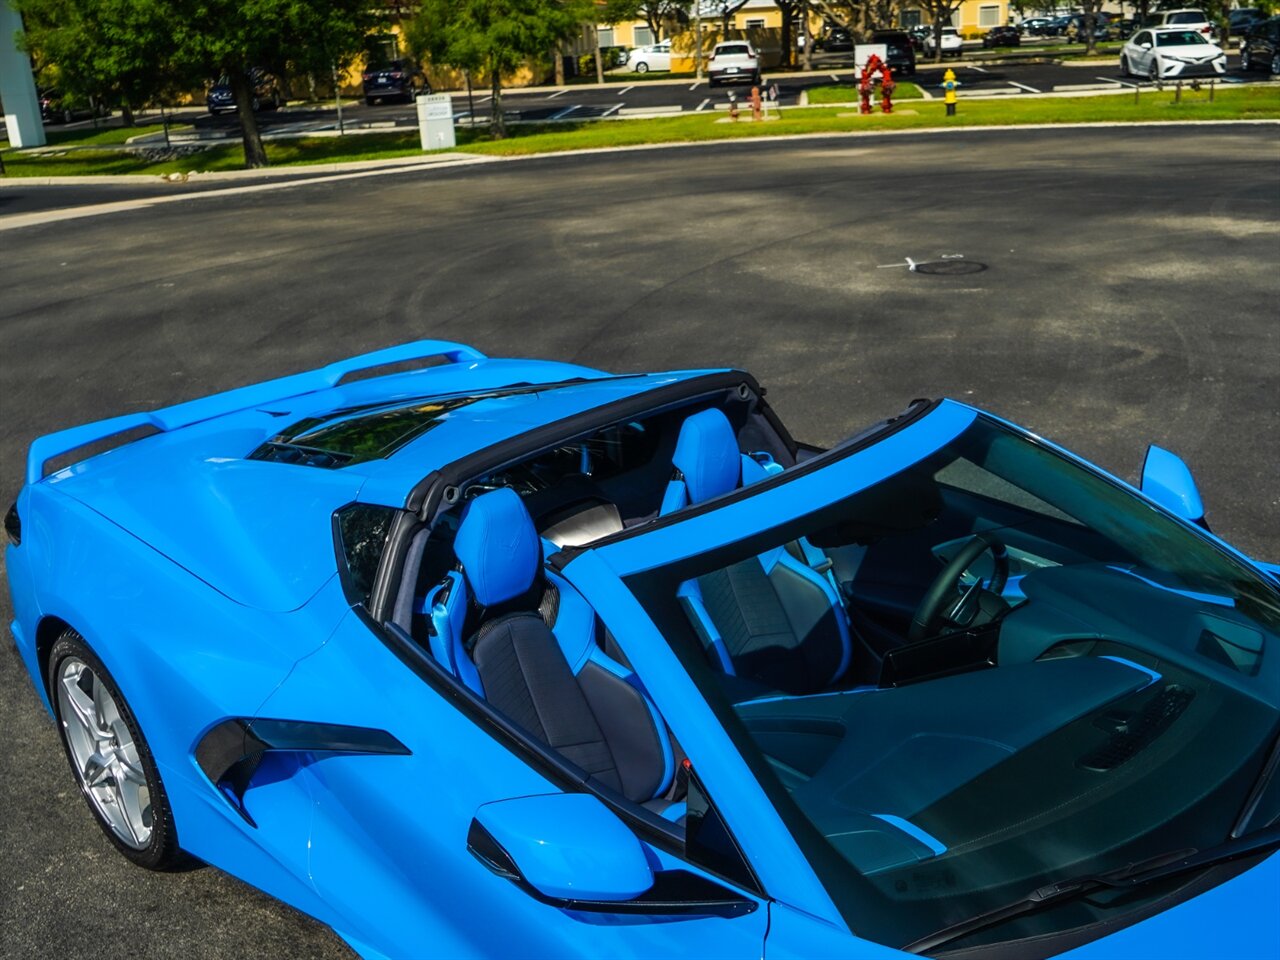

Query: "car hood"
<box><xmin>1058</xmin><ymin>853</ymin><xmax>1280</xmax><ymax>959</ymax></box>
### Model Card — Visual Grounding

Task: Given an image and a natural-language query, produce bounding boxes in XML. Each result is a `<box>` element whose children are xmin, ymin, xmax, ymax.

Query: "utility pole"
<box><xmin>594</xmin><ymin>24</ymin><xmax>605</xmax><ymax>83</ymax></box>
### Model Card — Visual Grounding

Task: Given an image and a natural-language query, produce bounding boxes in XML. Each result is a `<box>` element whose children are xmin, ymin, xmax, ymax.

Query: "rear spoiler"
<box><xmin>25</xmin><ymin>339</ymin><xmax>486</xmax><ymax>485</ymax></box>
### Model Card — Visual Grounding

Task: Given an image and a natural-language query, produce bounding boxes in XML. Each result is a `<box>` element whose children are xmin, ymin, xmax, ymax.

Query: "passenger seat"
<box><xmin>424</xmin><ymin>488</ymin><xmax>680</xmax><ymax>815</ymax></box>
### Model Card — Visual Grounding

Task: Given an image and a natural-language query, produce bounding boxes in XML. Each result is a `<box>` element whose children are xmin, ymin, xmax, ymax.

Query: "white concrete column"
<box><xmin>0</xmin><ymin>0</ymin><xmax>46</xmax><ymax>148</ymax></box>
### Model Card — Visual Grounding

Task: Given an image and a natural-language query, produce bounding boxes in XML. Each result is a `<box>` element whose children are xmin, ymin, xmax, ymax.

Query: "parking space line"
<box><xmin>599</xmin><ymin>104</ymin><xmax>622</xmax><ymax>117</ymax></box>
<box><xmin>547</xmin><ymin>89</ymin><xmax>569</xmax><ymax>99</ymax></box>
<box><xmin>830</xmin><ymin>73</ymin><xmax>841</xmax><ymax>81</ymax></box>
<box><xmin>970</xmin><ymin>65</ymin><xmax>989</xmax><ymax>73</ymax></box>
<box><xmin>1008</xmin><ymin>81</ymin><xmax>1040</xmax><ymax>93</ymax></box>
<box><xmin>617</xmin><ymin>85</ymin><xmax>635</xmax><ymax>96</ymax></box>
<box><xmin>550</xmin><ymin>105</ymin><xmax>581</xmax><ymax>120</ymax></box>
<box><xmin>689</xmin><ymin>81</ymin><xmax>702</xmax><ymax>91</ymax></box>
<box><xmin>1093</xmin><ymin>77</ymin><xmax>1125</xmax><ymax>85</ymax></box>
<box><xmin>696</xmin><ymin>98</ymin><xmax>711</xmax><ymax>111</ymax></box>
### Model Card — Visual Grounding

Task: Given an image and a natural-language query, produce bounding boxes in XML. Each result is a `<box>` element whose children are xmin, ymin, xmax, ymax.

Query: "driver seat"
<box><xmin>662</xmin><ymin>409</ymin><xmax>853</xmax><ymax>696</ymax></box>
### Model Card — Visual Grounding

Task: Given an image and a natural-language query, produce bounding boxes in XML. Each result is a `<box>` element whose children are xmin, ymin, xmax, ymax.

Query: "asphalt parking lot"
<box><xmin>2</xmin><ymin>124</ymin><xmax>1278</xmax><ymax>959</ymax></box>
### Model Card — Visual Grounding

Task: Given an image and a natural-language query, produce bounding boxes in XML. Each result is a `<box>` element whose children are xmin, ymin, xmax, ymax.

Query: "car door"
<box><xmin>654</xmin><ymin>41</ymin><xmax>672</xmax><ymax>70</ymax></box>
<box><xmin>255</xmin><ymin>606</ymin><xmax>772</xmax><ymax>959</ymax></box>
<box><xmin>1131</xmin><ymin>30</ymin><xmax>1154</xmax><ymax>71</ymax></box>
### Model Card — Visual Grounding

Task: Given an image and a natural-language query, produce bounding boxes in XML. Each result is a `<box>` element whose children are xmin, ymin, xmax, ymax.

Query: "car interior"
<box><xmin>385</xmin><ymin>397</ymin><xmax>1279</xmax><ymax>948</ymax></box>
<box><xmin>387</xmin><ymin>394</ymin><xmax>804</xmax><ymax>835</ymax></box>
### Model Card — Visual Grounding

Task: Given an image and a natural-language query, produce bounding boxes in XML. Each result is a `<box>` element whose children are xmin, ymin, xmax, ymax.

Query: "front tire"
<box><xmin>48</xmin><ymin>629</ymin><xmax>183</xmax><ymax>870</ymax></box>
<box><xmin>1240</xmin><ymin>48</ymin><xmax>1251</xmax><ymax>71</ymax></box>
<box><xmin>1272</xmin><ymin>53</ymin><xmax>1280</xmax><ymax>75</ymax></box>
<box><xmin>1148</xmin><ymin>60</ymin><xmax>1160</xmax><ymax>82</ymax></box>
<box><xmin>635</xmin><ymin>61</ymin><xmax>649</xmax><ymax>73</ymax></box>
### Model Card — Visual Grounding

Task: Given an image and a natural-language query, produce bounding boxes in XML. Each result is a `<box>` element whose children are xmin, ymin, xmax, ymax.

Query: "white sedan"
<box><xmin>626</xmin><ymin>40</ymin><xmax>672</xmax><ymax>73</ymax></box>
<box><xmin>1121</xmin><ymin>26</ymin><xmax>1227</xmax><ymax>80</ymax></box>
<box><xmin>924</xmin><ymin>26</ymin><xmax>965</xmax><ymax>56</ymax></box>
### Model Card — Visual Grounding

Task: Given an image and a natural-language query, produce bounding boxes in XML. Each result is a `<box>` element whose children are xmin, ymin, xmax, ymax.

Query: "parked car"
<box><xmin>707</xmin><ymin>41</ymin><xmax>762</xmax><ymax>86</ymax></box>
<box><xmin>1229</xmin><ymin>8</ymin><xmax>1265</xmax><ymax>37</ymax></box>
<box><xmin>1121</xmin><ymin>26</ymin><xmax>1227</xmax><ymax>79</ymax></box>
<box><xmin>923</xmin><ymin>25</ymin><xmax>964</xmax><ymax>56</ymax></box>
<box><xmin>1146</xmin><ymin>8</ymin><xmax>1217</xmax><ymax>39</ymax></box>
<box><xmin>1064</xmin><ymin>14</ymin><xmax>1113</xmax><ymax>43</ymax></box>
<box><xmin>206</xmin><ymin>70</ymin><xmax>283</xmax><ymax>115</ymax></box>
<box><xmin>37</xmin><ymin>89</ymin><xmax>107</xmax><ymax>124</ymax></box>
<box><xmin>817</xmin><ymin>27</ymin><xmax>854</xmax><ymax>53</ymax></box>
<box><xmin>1112</xmin><ymin>18</ymin><xmax>1138</xmax><ymax>40</ymax></box>
<box><xmin>361</xmin><ymin>59</ymin><xmax>429</xmax><ymax>105</ymax></box>
<box><xmin>8</xmin><ymin>340</ymin><xmax>1280</xmax><ymax>960</ymax></box>
<box><xmin>625</xmin><ymin>40</ymin><xmax>672</xmax><ymax>73</ymax></box>
<box><xmin>1239</xmin><ymin>15</ymin><xmax>1280</xmax><ymax>73</ymax></box>
<box><xmin>1042</xmin><ymin>15</ymin><xmax>1073</xmax><ymax>37</ymax></box>
<box><xmin>1019</xmin><ymin>17</ymin><xmax>1053</xmax><ymax>35</ymax></box>
<box><xmin>906</xmin><ymin>25</ymin><xmax>932</xmax><ymax>51</ymax></box>
<box><xmin>868</xmin><ymin>30</ymin><xmax>917</xmax><ymax>75</ymax></box>
<box><xmin>982</xmin><ymin>25</ymin><xmax>1022</xmax><ymax>48</ymax></box>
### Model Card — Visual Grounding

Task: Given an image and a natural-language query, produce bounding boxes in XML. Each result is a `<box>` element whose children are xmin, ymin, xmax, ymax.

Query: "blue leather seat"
<box><xmin>663</xmin><ymin>409</ymin><xmax>853</xmax><ymax>696</ymax></box>
<box><xmin>424</xmin><ymin>488</ymin><xmax>679</xmax><ymax>813</ymax></box>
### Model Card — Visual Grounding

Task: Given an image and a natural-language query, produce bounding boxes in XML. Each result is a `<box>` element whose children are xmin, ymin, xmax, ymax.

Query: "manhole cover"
<box><xmin>914</xmin><ymin>260</ymin><xmax>988</xmax><ymax>276</ymax></box>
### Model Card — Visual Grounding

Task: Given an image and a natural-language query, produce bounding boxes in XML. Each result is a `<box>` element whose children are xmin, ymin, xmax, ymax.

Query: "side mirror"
<box><xmin>470</xmin><ymin>793</ymin><xmax>652</xmax><ymax>902</ymax></box>
<box><xmin>1139</xmin><ymin>41</ymin><xmax>1152</xmax><ymax>48</ymax></box>
<box><xmin>1141</xmin><ymin>445</ymin><xmax>1206</xmax><ymax>527</ymax></box>
<box><xmin>468</xmin><ymin>792</ymin><xmax>758</xmax><ymax>917</ymax></box>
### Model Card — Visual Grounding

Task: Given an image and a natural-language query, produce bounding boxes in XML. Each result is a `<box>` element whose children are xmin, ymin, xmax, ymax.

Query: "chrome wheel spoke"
<box><xmin>85</xmin><ymin>751</ymin><xmax>114</xmax><ymax>786</ymax></box>
<box><xmin>61</xmin><ymin>674</ymin><xmax>109</xmax><ymax>739</ymax></box>
<box><xmin>117</xmin><ymin>754</ymin><xmax>147</xmax><ymax>785</ymax></box>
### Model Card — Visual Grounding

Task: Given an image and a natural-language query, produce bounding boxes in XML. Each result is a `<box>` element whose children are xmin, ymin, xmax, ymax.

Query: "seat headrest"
<box><xmin>454</xmin><ymin>488</ymin><xmax>540</xmax><ymax>607</ymax></box>
<box><xmin>673</xmin><ymin>409</ymin><xmax>741</xmax><ymax>505</ymax></box>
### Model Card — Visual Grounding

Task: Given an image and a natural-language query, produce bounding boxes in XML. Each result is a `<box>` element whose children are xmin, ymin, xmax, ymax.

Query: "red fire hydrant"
<box><xmin>881</xmin><ymin>71</ymin><xmax>895</xmax><ymax>114</ymax></box>
<box><xmin>859</xmin><ymin>72</ymin><xmax>874</xmax><ymax>115</ymax></box>
<box><xmin>749</xmin><ymin>85</ymin><xmax>763</xmax><ymax>122</ymax></box>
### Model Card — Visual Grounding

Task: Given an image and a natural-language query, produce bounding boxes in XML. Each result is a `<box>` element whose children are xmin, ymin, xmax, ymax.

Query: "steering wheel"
<box><xmin>908</xmin><ymin>532</ymin><xmax>1010</xmax><ymax>642</ymax></box>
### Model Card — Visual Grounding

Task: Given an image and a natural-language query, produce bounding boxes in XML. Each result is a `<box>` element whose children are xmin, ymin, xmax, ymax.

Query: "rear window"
<box><xmin>717</xmin><ymin>45</ymin><xmax>751</xmax><ymax>55</ymax></box>
<box><xmin>249</xmin><ymin>384</ymin><xmax>550</xmax><ymax>468</ymax></box>
<box><xmin>1168</xmin><ymin>11</ymin><xmax>1207</xmax><ymax>23</ymax></box>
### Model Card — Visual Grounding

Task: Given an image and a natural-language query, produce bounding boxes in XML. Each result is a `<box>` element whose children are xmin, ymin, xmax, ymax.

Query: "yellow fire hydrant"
<box><xmin>942</xmin><ymin>68</ymin><xmax>959</xmax><ymax>117</ymax></box>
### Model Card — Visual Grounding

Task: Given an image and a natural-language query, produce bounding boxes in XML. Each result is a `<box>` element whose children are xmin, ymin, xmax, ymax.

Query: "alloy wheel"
<box><xmin>56</xmin><ymin>657</ymin><xmax>152</xmax><ymax>849</ymax></box>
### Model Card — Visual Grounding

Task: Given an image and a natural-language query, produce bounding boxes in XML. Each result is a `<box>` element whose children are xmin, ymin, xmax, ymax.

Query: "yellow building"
<box><xmin>601</xmin><ymin>0</ymin><xmax>1013</xmax><ymax>55</ymax></box>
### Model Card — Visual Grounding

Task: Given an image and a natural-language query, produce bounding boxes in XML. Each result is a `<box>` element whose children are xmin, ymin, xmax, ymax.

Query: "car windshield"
<box><xmin>626</xmin><ymin>414</ymin><xmax>1280</xmax><ymax>951</ymax></box>
<box><xmin>1158</xmin><ymin>30</ymin><xmax>1210</xmax><ymax>44</ymax></box>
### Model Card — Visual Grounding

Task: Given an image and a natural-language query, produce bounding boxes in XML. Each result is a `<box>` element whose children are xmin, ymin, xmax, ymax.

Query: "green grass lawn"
<box><xmin>807</xmin><ymin>82</ymin><xmax>925</xmax><ymax>104</ymax></box>
<box><xmin>3</xmin><ymin>86</ymin><xmax>1276</xmax><ymax>177</ymax></box>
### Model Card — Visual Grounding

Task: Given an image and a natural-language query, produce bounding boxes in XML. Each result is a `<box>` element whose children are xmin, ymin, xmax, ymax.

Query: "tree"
<box><xmin>409</xmin><ymin>0</ymin><xmax>592</xmax><ymax>140</ymax></box>
<box><xmin>917</xmin><ymin>0</ymin><xmax>964</xmax><ymax>60</ymax></box>
<box><xmin>13</xmin><ymin>0</ymin><xmax>183</xmax><ymax>125</ymax></box>
<box><xmin>600</xmin><ymin>0</ymin><xmax>692</xmax><ymax>42</ymax></box>
<box><xmin>14</xmin><ymin>0</ymin><xmax>378</xmax><ymax>167</ymax></box>
<box><xmin>774</xmin><ymin>0</ymin><xmax>800</xmax><ymax>66</ymax></box>
<box><xmin>169</xmin><ymin>0</ymin><xmax>377</xmax><ymax>167</ymax></box>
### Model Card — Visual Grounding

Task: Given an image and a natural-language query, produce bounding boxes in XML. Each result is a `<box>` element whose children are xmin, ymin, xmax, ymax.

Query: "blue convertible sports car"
<box><xmin>6</xmin><ymin>341</ymin><xmax>1280</xmax><ymax>959</ymax></box>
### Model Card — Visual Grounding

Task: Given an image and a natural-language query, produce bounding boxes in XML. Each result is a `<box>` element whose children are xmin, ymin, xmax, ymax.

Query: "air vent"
<box><xmin>1079</xmin><ymin>685</ymin><xmax>1194</xmax><ymax>772</ymax></box>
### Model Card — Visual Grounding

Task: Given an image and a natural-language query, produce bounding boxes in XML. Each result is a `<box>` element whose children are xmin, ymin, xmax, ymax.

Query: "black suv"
<box><xmin>206</xmin><ymin>70</ymin><xmax>283</xmax><ymax>115</ymax></box>
<box><xmin>1240</xmin><ymin>16</ymin><xmax>1280</xmax><ymax>74</ymax></box>
<box><xmin>982</xmin><ymin>25</ymin><xmax>1022</xmax><ymax>47</ymax></box>
<box><xmin>869</xmin><ymin>30</ymin><xmax>917</xmax><ymax>75</ymax></box>
<box><xmin>362</xmin><ymin>59</ymin><xmax>429</xmax><ymax>105</ymax></box>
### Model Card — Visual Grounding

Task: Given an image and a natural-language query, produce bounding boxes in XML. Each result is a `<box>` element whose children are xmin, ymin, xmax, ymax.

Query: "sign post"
<box><xmin>417</xmin><ymin>93</ymin><xmax>456</xmax><ymax>151</ymax></box>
